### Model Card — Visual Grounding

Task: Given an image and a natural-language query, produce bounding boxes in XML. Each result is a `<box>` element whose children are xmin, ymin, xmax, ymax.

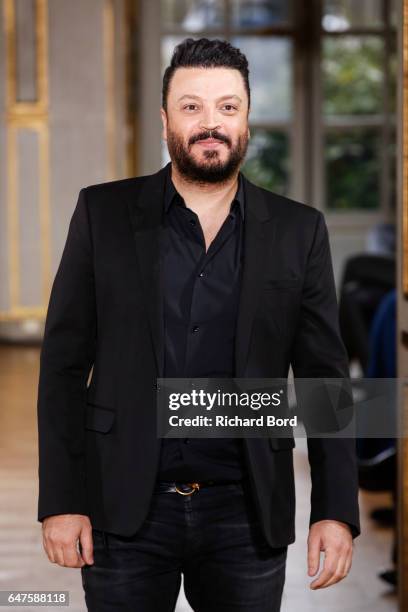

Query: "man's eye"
<box><xmin>222</xmin><ymin>104</ymin><xmax>237</xmax><ymax>111</ymax></box>
<box><xmin>183</xmin><ymin>104</ymin><xmax>198</xmax><ymax>111</ymax></box>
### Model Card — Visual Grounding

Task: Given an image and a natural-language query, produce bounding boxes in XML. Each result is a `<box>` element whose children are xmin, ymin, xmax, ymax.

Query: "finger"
<box><xmin>343</xmin><ymin>548</ymin><xmax>353</xmax><ymax>576</ymax></box>
<box><xmin>320</xmin><ymin>549</ymin><xmax>349</xmax><ymax>588</ymax></box>
<box><xmin>315</xmin><ymin>549</ymin><xmax>349</xmax><ymax>588</ymax></box>
<box><xmin>45</xmin><ymin>539</ymin><xmax>63</xmax><ymax>566</ymax></box>
<box><xmin>79</xmin><ymin>529</ymin><xmax>94</xmax><ymax>565</ymax></box>
<box><xmin>63</xmin><ymin>541</ymin><xmax>84</xmax><ymax>568</ymax></box>
<box><xmin>340</xmin><ymin>544</ymin><xmax>353</xmax><ymax>574</ymax></box>
<box><xmin>307</xmin><ymin>535</ymin><xmax>322</xmax><ymax>576</ymax></box>
<box><xmin>337</xmin><ymin>547</ymin><xmax>352</xmax><ymax>579</ymax></box>
<box><xmin>43</xmin><ymin>530</ymin><xmax>65</xmax><ymax>565</ymax></box>
<box><xmin>43</xmin><ymin>538</ymin><xmax>56</xmax><ymax>563</ymax></box>
<box><xmin>54</xmin><ymin>545</ymin><xmax>65</xmax><ymax>567</ymax></box>
<box><xmin>310</xmin><ymin>547</ymin><xmax>339</xmax><ymax>589</ymax></box>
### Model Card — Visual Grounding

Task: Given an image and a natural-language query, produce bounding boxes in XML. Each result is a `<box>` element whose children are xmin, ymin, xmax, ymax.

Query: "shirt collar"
<box><xmin>164</xmin><ymin>162</ymin><xmax>245</xmax><ymax>220</ymax></box>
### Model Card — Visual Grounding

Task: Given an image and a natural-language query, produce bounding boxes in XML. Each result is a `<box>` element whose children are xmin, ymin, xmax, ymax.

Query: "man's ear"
<box><xmin>160</xmin><ymin>108</ymin><xmax>168</xmax><ymax>141</ymax></box>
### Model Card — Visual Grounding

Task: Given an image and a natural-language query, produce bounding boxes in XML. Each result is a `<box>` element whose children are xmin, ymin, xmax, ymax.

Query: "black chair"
<box><xmin>338</xmin><ymin>254</ymin><xmax>395</xmax><ymax>373</ymax></box>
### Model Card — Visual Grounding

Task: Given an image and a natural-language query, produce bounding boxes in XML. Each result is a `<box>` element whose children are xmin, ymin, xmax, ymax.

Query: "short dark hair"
<box><xmin>162</xmin><ymin>37</ymin><xmax>250</xmax><ymax>112</ymax></box>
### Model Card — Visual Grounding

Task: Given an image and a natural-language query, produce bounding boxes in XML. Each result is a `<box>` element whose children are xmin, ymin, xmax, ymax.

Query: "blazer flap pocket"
<box><xmin>85</xmin><ymin>403</ymin><xmax>116</xmax><ymax>433</ymax></box>
<box><xmin>263</xmin><ymin>276</ymin><xmax>301</xmax><ymax>290</ymax></box>
<box><xmin>269</xmin><ymin>436</ymin><xmax>296</xmax><ymax>451</ymax></box>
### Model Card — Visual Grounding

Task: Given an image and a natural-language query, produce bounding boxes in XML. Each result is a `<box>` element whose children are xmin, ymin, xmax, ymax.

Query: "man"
<box><xmin>37</xmin><ymin>38</ymin><xmax>360</xmax><ymax>611</ymax></box>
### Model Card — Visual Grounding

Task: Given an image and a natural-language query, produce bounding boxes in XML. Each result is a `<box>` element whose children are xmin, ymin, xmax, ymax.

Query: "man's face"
<box><xmin>161</xmin><ymin>66</ymin><xmax>250</xmax><ymax>184</ymax></box>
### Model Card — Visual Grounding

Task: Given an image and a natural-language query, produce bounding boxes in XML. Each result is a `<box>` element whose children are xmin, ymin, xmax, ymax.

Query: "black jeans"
<box><xmin>80</xmin><ymin>480</ymin><xmax>287</xmax><ymax>611</ymax></box>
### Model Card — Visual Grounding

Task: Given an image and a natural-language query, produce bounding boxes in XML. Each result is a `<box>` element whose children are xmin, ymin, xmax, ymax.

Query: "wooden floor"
<box><xmin>0</xmin><ymin>345</ymin><xmax>398</xmax><ymax>611</ymax></box>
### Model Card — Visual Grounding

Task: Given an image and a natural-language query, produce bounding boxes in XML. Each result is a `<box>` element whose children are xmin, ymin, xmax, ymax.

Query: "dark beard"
<box><xmin>166</xmin><ymin>127</ymin><xmax>248</xmax><ymax>185</ymax></box>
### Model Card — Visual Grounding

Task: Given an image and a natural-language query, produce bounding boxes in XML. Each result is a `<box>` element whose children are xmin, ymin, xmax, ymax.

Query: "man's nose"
<box><xmin>199</xmin><ymin>109</ymin><xmax>220</xmax><ymax>132</ymax></box>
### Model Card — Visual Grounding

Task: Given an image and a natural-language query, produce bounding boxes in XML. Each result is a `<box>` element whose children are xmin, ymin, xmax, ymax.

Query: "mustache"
<box><xmin>189</xmin><ymin>130</ymin><xmax>231</xmax><ymax>147</ymax></box>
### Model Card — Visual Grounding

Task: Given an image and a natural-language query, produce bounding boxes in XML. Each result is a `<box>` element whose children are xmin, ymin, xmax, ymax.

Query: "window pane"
<box><xmin>232</xmin><ymin>37</ymin><xmax>293</xmax><ymax>122</ymax></box>
<box><xmin>231</xmin><ymin>0</ymin><xmax>292</xmax><ymax>29</ymax></box>
<box><xmin>322</xmin><ymin>36</ymin><xmax>384</xmax><ymax>116</ymax></box>
<box><xmin>242</xmin><ymin>129</ymin><xmax>290</xmax><ymax>194</ymax></box>
<box><xmin>161</xmin><ymin>0</ymin><xmax>224</xmax><ymax>31</ymax></box>
<box><xmin>322</xmin><ymin>0</ymin><xmax>383</xmax><ymax>31</ymax></box>
<box><xmin>325</xmin><ymin>129</ymin><xmax>381</xmax><ymax>210</ymax></box>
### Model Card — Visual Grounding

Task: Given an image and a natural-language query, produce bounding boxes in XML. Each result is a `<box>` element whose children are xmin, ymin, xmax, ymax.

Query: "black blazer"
<box><xmin>37</xmin><ymin>162</ymin><xmax>360</xmax><ymax>546</ymax></box>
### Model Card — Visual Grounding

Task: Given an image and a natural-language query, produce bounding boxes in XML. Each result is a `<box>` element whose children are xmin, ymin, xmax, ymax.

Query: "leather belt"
<box><xmin>155</xmin><ymin>480</ymin><xmax>241</xmax><ymax>496</ymax></box>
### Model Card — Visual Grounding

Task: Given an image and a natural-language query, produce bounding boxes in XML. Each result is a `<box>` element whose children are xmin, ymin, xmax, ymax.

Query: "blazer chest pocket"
<box><xmin>269</xmin><ymin>436</ymin><xmax>296</xmax><ymax>451</ymax></box>
<box><xmin>263</xmin><ymin>276</ymin><xmax>301</xmax><ymax>290</ymax></box>
<box><xmin>85</xmin><ymin>403</ymin><xmax>116</xmax><ymax>433</ymax></box>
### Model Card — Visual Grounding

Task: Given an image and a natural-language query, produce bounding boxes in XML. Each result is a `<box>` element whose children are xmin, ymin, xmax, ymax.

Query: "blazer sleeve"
<box><xmin>37</xmin><ymin>188</ymin><xmax>96</xmax><ymax>522</ymax></box>
<box><xmin>290</xmin><ymin>210</ymin><xmax>361</xmax><ymax>539</ymax></box>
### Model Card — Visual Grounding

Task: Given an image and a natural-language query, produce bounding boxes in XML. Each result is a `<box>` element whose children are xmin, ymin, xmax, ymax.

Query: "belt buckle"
<box><xmin>175</xmin><ymin>482</ymin><xmax>201</xmax><ymax>496</ymax></box>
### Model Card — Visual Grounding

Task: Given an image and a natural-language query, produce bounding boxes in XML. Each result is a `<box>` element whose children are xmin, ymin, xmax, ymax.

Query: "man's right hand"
<box><xmin>42</xmin><ymin>514</ymin><xmax>94</xmax><ymax>568</ymax></box>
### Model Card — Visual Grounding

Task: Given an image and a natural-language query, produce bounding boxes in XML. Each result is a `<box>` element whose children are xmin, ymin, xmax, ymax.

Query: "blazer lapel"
<box><xmin>234</xmin><ymin>176</ymin><xmax>277</xmax><ymax>376</ymax></box>
<box><xmin>126</xmin><ymin>164</ymin><xmax>170</xmax><ymax>379</ymax></box>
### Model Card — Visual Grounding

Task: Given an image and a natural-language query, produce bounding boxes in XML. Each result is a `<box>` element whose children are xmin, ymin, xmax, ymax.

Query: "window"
<box><xmin>321</xmin><ymin>0</ymin><xmax>397</xmax><ymax>212</ymax></box>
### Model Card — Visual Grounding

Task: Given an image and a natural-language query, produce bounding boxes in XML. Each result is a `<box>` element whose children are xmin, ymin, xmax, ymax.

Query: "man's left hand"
<box><xmin>307</xmin><ymin>520</ymin><xmax>353</xmax><ymax>589</ymax></box>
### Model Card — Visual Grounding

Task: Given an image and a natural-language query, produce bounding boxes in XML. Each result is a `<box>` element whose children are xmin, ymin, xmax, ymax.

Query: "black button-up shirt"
<box><xmin>156</xmin><ymin>163</ymin><xmax>247</xmax><ymax>482</ymax></box>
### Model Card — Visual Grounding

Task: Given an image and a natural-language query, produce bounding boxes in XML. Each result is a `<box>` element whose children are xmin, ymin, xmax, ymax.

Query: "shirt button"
<box><xmin>184</xmin><ymin>438</ymin><xmax>190</xmax><ymax>444</ymax></box>
<box><xmin>198</xmin><ymin>271</ymin><xmax>204</xmax><ymax>277</ymax></box>
<box><xmin>189</xmin><ymin>219</ymin><xmax>196</xmax><ymax>226</ymax></box>
<box><xmin>192</xmin><ymin>325</ymin><xmax>199</xmax><ymax>333</ymax></box>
